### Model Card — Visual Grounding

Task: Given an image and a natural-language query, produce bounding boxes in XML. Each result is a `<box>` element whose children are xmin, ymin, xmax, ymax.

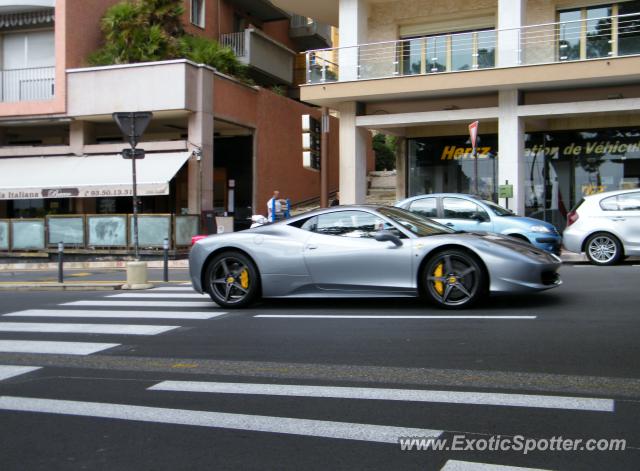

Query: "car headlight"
<box><xmin>530</xmin><ymin>225</ymin><xmax>552</xmax><ymax>234</ymax></box>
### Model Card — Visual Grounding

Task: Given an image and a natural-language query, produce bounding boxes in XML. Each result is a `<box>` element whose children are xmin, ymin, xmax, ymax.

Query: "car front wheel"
<box><xmin>205</xmin><ymin>251</ymin><xmax>260</xmax><ymax>308</ymax></box>
<box><xmin>585</xmin><ymin>232</ymin><xmax>623</xmax><ymax>266</ymax></box>
<box><xmin>422</xmin><ymin>250</ymin><xmax>486</xmax><ymax>309</ymax></box>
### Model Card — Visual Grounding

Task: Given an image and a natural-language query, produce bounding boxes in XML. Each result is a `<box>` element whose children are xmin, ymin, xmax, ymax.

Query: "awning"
<box><xmin>0</xmin><ymin>152</ymin><xmax>190</xmax><ymax>200</ymax></box>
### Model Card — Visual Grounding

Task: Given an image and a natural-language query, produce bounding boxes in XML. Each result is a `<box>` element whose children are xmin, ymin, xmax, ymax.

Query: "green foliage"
<box><xmin>373</xmin><ymin>133</ymin><xmax>397</xmax><ymax>171</ymax></box>
<box><xmin>178</xmin><ymin>35</ymin><xmax>248</xmax><ymax>79</ymax></box>
<box><xmin>89</xmin><ymin>0</ymin><xmax>247</xmax><ymax>79</ymax></box>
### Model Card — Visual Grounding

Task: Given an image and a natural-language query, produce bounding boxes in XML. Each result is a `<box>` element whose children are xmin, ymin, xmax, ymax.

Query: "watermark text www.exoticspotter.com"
<box><xmin>398</xmin><ymin>435</ymin><xmax>626</xmax><ymax>454</ymax></box>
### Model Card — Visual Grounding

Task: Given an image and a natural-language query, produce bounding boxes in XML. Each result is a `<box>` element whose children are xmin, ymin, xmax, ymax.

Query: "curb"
<box><xmin>0</xmin><ymin>260</ymin><xmax>189</xmax><ymax>271</ymax></box>
<box><xmin>0</xmin><ymin>283</ymin><xmax>123</xmax><ymax>291</ymax></box>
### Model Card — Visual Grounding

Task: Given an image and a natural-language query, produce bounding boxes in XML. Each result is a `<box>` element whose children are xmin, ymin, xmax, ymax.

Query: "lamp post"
<box><xmin>113</xmin><ymin>112</ymin><xmax>153</xmax><ymax>290</ymax></box>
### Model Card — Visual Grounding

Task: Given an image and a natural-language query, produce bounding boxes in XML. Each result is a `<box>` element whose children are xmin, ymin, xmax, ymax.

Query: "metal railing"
<box><xmin>1</xmin><ymin>66</ymin><xmax>55</xmax><ymax>102</ymax></box>
<box><xmin>305</xmin><ymin>11</ymin><xmax>640</xmax><ymax>83</ymax></box>
<box><xmin>220</xmin><ymin>31</ymin><xmax>246</xmax><ymax>58</ymax></box>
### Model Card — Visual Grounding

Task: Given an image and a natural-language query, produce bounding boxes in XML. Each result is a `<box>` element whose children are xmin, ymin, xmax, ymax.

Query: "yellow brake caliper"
<box><xmin>239</xmin><ymin>269</ymin><xmax>250</xmax><ymax>289</ymax></box>
<box><xmin>433</xmin><ymin>263</ymin><xmax>444</xmax><ymax>296</ymax></box>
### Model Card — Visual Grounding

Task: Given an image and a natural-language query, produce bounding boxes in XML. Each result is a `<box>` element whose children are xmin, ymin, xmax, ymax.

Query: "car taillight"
<box><xmin>566</xmin><ymin>210</ymin><xmax>579</xmax><ymax>227</ymax></box>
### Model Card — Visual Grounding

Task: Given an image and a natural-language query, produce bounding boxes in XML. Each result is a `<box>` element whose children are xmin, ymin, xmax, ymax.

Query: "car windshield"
<box><xmin>483</xmin><ymin>200</ymin><xmax>514</xmax><ymax>216</ymax></box>
<box><xmin>378</xmin><ymin>207</ymin><xmax>455</xmax><ymax>237</ymax></box>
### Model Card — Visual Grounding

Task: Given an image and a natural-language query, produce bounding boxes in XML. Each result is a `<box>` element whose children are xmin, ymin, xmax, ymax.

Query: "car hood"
<box><xmin>496</xmin><ymin>215</ymin><xmax>558</xmax><ymax>233</ymax></box>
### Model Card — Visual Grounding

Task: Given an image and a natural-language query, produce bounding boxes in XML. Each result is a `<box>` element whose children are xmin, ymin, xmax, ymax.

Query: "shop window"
<box><xmin>191</xmin><ymin>0</ymin><xmax>204</xmax><ymax>28</ymax></box>
<box><xmin>558</xmin><ymin>2</ymin><xmax>640</xmax><ymax>61</ymax></box>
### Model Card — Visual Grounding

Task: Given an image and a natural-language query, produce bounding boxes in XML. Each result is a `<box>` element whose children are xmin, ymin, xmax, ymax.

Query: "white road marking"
<box><xmin>0</xmin><ymin>341</ymin><xmax>119</xmax><ymax>355</ymax></box>
<box><xmin>0</xmin><ymin>366</ymin><xmax>41</xmax><ymax>382</ymax></box>
<box><xmin>150</xmin><ymin>287</ymin><xmax>197</xmax><ymax>292</ymax></box>
<box><xmin>149</xmin><ymin>381</ymin><xmax>613</xmax><ymax>412</ymax></box>
<box><xmin>441</xmin><ymin>460</ymin><xmax>551</xmax><ymax>471</ymax></box>
<box><xmin>0</xmin><ymin>323</ymin><xmax>179</xmax><ymax>336</ymax></box>
<box><xmin>63</xmin><ymin>301</ymin><xmax>215</xmax><ymax>308</ymax></box>
<box><xmin>0</xmin><ymin>396</ymin><xmax>443</xmax><ymax>444</ymax></box>
<box><xmin>254</xmin><ymin>315</ymin><xmax>537</xmax><ymax>320</ymax></box>
<box><xmin>3</xmin><ymin>310</ymin><xmax>225</xmax><ymax>320</ymax></box>
<box><xmin>106</xmin><ymin>293</ymin><xmax>208</xmax><ymax>299</ymax></box>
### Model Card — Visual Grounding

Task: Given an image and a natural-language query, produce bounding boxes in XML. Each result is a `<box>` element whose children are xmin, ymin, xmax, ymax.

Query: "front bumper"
<box><xmin>530</xmin><ymin>234</ymin><xmax>563</xmax><ymax>255</ymax></box>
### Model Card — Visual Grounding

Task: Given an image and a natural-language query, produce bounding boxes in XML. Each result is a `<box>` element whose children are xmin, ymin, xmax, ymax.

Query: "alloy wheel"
<box><xmin>587</xmin><ymin>236</ymin><xmax>618</xmax><ymax>264</ymax></box>
<box><xmin>426</xmin><ymin>253</ymin><xmax>481</xmax><ymax>307</ymax></box>
<box><xmin>209</xmin><ymin>256</ymin><xmax>252</xmax><ymax>305</ymax></box>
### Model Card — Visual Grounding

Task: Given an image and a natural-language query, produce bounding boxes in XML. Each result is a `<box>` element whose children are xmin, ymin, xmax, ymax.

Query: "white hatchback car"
<box><xmin>563</xmin><ymin>189</ymin><xmax>640</xmax><ymax>265</ymax></box>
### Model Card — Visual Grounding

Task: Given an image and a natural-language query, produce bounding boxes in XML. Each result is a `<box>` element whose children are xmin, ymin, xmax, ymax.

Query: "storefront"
<box><xmin>407</xmin><ymin>127</ymin><xmax>640</xmax><ymax>229</ymax></box>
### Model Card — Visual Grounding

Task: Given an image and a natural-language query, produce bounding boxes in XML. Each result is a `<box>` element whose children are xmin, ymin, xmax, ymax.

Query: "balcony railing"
<box><xmin>1</xmin><ymin>66</ymin><xmax>55</xmax><ymax>102</ymax></box>
<box><xmin>220</xmin><ymin>32</ymin><xmax>246</xmax><ymax>58</ymax></box>
<box><xmin>305</xmin><ymin>11</ymin><xmax>640</xmax><ymax>84</ymax></box>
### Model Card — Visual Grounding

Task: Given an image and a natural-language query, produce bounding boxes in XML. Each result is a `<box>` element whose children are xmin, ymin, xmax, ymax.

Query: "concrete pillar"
<box><xmin>187</xmin><ymin>67</ymin><xmax>215</xmax><ymax>214</ymax></box>
<box><xmin>497</xmin><ymin>0</ymin><xmax>525</xmax><ymax>67</ymax></box>
<box><xmin>498</xmin><ymin>90</ymin><xmax>525</xmax><ymax>215</ymax></box>
<box><xmin>395</xmin><ymin>137</ymin><xmax>407</xmax><ymax>201</ymax></box>
<box><xmin>69</xmin><ymin>121</ymin><xmax>94</xmax><ymax>156</ymax></box>
<box><xmin>338</xmin><ymin>102</ymin><xmax>368</xmax><ymax>204</ymax></box>
<box><xmin>339</xmin><ymin>0</ymin><xmax>368</xmax><ymax>81</ymax></box>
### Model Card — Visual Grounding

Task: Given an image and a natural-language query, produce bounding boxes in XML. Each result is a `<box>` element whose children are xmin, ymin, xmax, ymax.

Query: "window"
<box><xmin>618</xmin><ymin>192</ymin><xmax>640</xmax><ymax>210</ymax></box>
<box><xmin>310</xmin><ymin>211</ymin><xmax>392</xmax><ymax>238</ymax></box>
<box><xmin>191</xmin><ymin>0</ymin><xmax>205</xmax><ymax>28</ymax></box>
<box><xmin>409</xmin><ymin>198</ymin><xmax>438</xmax><ymax>218</ymax></box>
<box><xmin>443</xmin><ymin>197</ymin><xmax>489</xmax><ymax>220</ymax></box>
<box><xmin>558</xmin><ymin>2</ymin><xmax>640</xmax><ymax>61</ymax></box>
<box><xmin>600</xmin><ymin>195</ymin><xmax>619</xmax><ymax>210</ymax></box>
<box><xmin>603</xmin><ymin>192</ymin><xmax>640</xmax><ymax>211</ymax></box>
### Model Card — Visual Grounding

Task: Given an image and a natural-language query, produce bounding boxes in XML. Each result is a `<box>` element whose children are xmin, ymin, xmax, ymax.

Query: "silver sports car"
<box><xmin>189</xmin><ymin>206</ymin><xmax>562</xmax><ymax>309</ymax></box>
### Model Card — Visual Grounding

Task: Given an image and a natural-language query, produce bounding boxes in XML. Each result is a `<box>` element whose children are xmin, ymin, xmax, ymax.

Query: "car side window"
<box><xmin>442</xmin><ymin>197</ymin><xmax>489</xmax><ymax>220</ymax></box>
<box><xmin>313</xmin><ymin>211</ymin><xmax>397</xmax><ymax>238</ymax></box>
<box><xmin>617</xmin><ymin>192</ymin><xmax>640</xmax><ymax>211</ymax></box>
<box><xmin>409</xmin><ymin>198</ymin><xmax>438</xmax><ymax>218</ymax></box>
<box><xmin>600</xmin><ymin>195</ymin><xmax>618</xmax><ymax>211</ymax></box>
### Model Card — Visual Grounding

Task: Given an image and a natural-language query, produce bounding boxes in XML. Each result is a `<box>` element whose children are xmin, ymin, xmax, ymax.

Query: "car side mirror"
<box><xmin>374</xmin><ymin>231</ymin><xmax>403</xmax><ymax>247</ymax></box>
<box><xmin>472</xmin><ymin>213</ymin><xmax>488</xmax><ymax>222</ymax></box>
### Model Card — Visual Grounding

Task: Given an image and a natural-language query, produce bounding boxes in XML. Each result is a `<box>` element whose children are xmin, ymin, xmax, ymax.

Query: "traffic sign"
<box><xmin>113</xmin><ymin>112</ymin><xmax>153</xmax><ymax>149</ymax></box>
<box><xmin>468</xmin><ymin>121</ymin><xmax>479</xmax><ymax>150</ymax></box>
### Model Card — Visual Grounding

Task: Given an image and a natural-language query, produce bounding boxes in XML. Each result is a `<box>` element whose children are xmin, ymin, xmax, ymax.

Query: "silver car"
<box><xmin>563</xmin><ymin>189</ymin><xmax>640</xmax><ymax>265</ymax></box>
<box><xmin>189</xmin><ymin>206</ymin><xmax>561</xmax><ymax>309</ymax></box>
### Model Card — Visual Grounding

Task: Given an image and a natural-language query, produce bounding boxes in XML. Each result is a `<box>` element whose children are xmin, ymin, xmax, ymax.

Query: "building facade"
<box><xmin>0</xmin><ymin>0</ymin><xmax>342</xmax><ymax>253</ymax></box>
<box><xmin>278</xmin><ymin>0</ymin><xmax>640</xmax><ymax>230</ymax></box>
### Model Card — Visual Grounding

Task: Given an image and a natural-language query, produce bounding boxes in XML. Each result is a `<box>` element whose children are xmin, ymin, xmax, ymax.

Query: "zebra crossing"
<box><xmin>0</xmin><ymin>283</ymin><xmax>222</xmax><ymax>356</ymax></box>
<box><xmin>0</xmin><ymin>363</ymin><xmax>629</xmax><ymax>470</ymax></box>
<box><xmin>0</xmin><ymin>285</ymin><xmax>635</xmax><ymax>469</ymax></box>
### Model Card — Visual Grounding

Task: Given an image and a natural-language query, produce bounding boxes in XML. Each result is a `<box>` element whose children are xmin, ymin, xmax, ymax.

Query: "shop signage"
<box><xmin>42</xmin><ymin>188</ymin><xmax>80</xmax><ymax>198</ymax></box>
<box><xmin>0</xmin><ymin>183</ymin><xmax>169</xmax><ymax>200</ymax></box>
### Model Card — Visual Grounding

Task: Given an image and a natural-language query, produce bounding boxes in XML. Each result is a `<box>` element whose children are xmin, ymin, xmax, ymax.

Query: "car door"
<box><xmin>610</xmin><ymin>191</ymin><xmax>640</xmax><ymax>253</ymax></box>
<box><xmin>302</xmin><ymin>210</ymin><xmax>413</xmax><ymax>292</ymax></box>
<box><xmin>438</xmin><ymin>197</ymin><xmax>494</xmax><ymax>233</ymax></box>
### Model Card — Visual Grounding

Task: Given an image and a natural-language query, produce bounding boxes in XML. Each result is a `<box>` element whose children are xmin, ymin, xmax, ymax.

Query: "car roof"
<box><xmin>398</xmin><ymin>193</ymin><xmax>482</xmax><ymax>203</ymax></box>
<box><xmin>584</xmin><ymin>188</ymin><xmax>640</xmax><ymax>200</ymax></box>
<box><xmin>283</xmin><ymin>204</ymin><xmax>392</xmax><ymax>224</ymax></box>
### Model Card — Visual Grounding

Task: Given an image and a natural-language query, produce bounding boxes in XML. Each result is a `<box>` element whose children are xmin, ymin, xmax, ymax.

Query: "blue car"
<box><xmin>395</xmin><ymin>193</ymin><xmax>562</xmax><ymax>254</ymax></box>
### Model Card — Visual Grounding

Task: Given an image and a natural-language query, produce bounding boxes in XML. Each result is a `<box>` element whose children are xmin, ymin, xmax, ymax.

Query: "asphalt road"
<box><xmin>0</xmin><ymin>264</ymin><xmax>639</xmax><ymax>470</ymax></box>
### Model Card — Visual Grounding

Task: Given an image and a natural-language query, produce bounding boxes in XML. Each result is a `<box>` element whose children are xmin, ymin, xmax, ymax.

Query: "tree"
<box><xmin>89</xmin><ymin>0</ymin><xmax>247</xmax><ymax>79</ymax></box>
<box><xmin>373</xmin><ymin>134</ymin><xmax>397</xmax><ymax>171</ymax></box>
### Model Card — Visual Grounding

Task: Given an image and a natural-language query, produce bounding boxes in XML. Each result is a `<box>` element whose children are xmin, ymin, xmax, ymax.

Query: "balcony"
<box><xmin>220</xmin><ymin>28</ymin><xmax>295</xmax><ymax>85</ymax></box>
<box><xmin>1</xmin><ymin>66</ymin><xmax>54</xmax><ymax>102</ymax></box>
<box><xmin>305</xmin><ymin>11</ymin><xmax>640</xmax><ymax>84</ymax></box>
<box><xmin>289</xmin><ymin>14</ymin><xmax>331</xmax><ymax>51</ymax></box>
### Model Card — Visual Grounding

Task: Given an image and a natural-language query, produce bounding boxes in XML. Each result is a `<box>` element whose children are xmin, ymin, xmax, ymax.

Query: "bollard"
<box><xmin>163</xmin><ymin>237</ymin><xmax>169</xmax><ymax>282</ymax></box>
<box><xmin>57</xmin><ymin>241</ymin><xmax>64</xmax><ymax>284</ymax></box>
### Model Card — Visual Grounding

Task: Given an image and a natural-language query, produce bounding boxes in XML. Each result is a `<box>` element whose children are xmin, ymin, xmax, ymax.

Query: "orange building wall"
<box><xmin>262</xmin><ymin>19</ymin><xmax>297</xmax><ymax>51</ymax></box>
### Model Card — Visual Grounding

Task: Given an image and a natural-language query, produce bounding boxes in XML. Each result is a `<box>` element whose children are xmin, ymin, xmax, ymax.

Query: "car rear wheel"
<box><xmin>422</xmin><ymin>250</ymin><xmax>486</xmax><ymax>309</ymax></box>
<box><xmin>206</xmin><ymin>251</ymin><xmax>260</xmax><ymax>308</ymax></box>
<box><xmin>585</xmin><ymin>232</ymin><xmax>622</xmax><ymax>266</ymax></box>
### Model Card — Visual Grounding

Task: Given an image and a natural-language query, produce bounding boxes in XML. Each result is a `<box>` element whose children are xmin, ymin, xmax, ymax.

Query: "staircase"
<box><xmin>366</xmin><ymin>170</ymin><xmax>397</xmax><ymax>206</ymax></box>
